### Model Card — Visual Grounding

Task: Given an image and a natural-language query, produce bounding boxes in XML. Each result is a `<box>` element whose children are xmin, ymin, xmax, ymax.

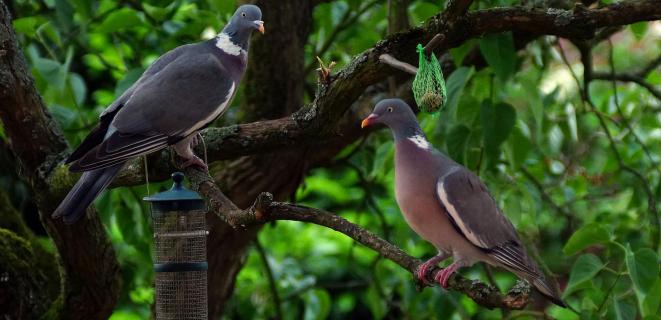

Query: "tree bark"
<box><xmin>0</xmin><ymin>2</ymin><xmax>121</xmax><ymax>319</ymax></box>
<box><xmin>206</xmin><ymin>0</ymin><xmax>316</xmax><ymax>317</ymax></box>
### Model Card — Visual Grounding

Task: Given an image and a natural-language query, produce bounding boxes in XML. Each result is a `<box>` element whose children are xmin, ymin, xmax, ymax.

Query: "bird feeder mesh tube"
<box><xmin>153</xmin><ymin>209</ymin><xmax>208</xmax><ymax>320</ymax></box>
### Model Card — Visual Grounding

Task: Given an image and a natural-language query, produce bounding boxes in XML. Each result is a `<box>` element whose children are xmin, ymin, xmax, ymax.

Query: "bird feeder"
<box><xmin>144</xmin><ymin>172</ymin><xmax>208</xmax><ymax>320</ymax></box>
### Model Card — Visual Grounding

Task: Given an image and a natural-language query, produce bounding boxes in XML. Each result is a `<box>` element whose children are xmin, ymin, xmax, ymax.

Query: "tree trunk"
<box><xmin>0</xmin><ymin>2</ymin><xmax>121</xmax><ymax>318</ymax></box>
<box><xmin>206</xmin><ymin>0</ymin><xmax>315</xmax><ymax>317</ymax></box>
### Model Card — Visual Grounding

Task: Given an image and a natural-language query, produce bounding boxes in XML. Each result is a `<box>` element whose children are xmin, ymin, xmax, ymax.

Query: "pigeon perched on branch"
<box><xmin>53</xmin><ymin>5</ymin><xmax>264</xmax><ymax>224</ymax></box>
<box><xmin>361</xmin><ymin>99</ymin><xmax>565</xmax><ymax>307</ymax></box>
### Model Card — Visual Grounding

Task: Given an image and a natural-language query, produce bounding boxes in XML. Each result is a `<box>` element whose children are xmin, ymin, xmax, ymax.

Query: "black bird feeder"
<box><xmin>144</xmin><ymin>172</ymin><xmax>208</xmax><ymax>320</ymax></box>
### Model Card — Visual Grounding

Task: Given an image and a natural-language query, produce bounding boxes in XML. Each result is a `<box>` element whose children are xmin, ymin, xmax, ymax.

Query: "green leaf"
<box><xmin>609</xmin><ymin>297</ymin><xmax>637</xmax><ymax>320</ymax></box>
<box><xmin>447</xmin><ymin>125</ymin><xmax>470</xmax><ymax>164</ymax></box>
<box><xmin>564</xmin><ymin>254</ymin><xmax>604</xmax><ymax>297</ymax></box>
<box><xmin>449</xmin><ymin>39</ymin><xmax>476</xmax><ymax>66</ymax></box>
<box><xmin>143</xmin><ymin>3</ymin><xmax>171</xmax><ymax>21</ymax></box>
<box><xmin>454</xmin><ymin>96</ymin><xmax>480</xmax><ymax>127</ymax></box>
<box><xmin>36</xmin><ymin>21</ymin><xmax>62</xmax><ymax>46</ymax></box>
<box><xmin>303</xmin><ymin>289</ymin><xmax>331</xmax><ymax>320</ymax></box>
<box><xmin>50</xmin><ymin>104</ymin><xmax>77</xmax><ymax>127</ymax></box>
<box><xmin>97</xmin><ymin>8</ymin><xmax>145</xmax><ymax>33</ymax></box>
<box><xmin>642</xmin><ymin>280</ymin><xmax>661</xmax><ymax>317</ymax></box>
<box><xmin>504</xmin><ymin>126</ymin><xmax>531</xmax><ymax>169</ymax></box>
<box><xmin>12</xmin><ymin>17</ymin><xmax>44</xmax><ymax>37</ymax></box>
<box><xmin>54</xmin><ymin>0</ymin><xmax>75</xmax><ymax>32</ymax></box>
<box><xmin>365</xmin><ymin>284</ymin><xmax>386</xmax><ymax>319</ymax></box>
<box><xmin>69</xmin><ymin>73</ymin><xmax>87</xmax><ymax>106</ymax></box>
<box><xmin>630</xmin><ymin>22</ymin><xmax>648</xmax><ymax>40</ymax></box>
<box><xmin>371</xmin><ymin>142</ymin><xmax>393</xmax><ymax>178</ymax></box>
<box><xmin>445</xmin><ymin>67</ymin><xmax>474</xmax><ymax>120</ymax></box>
<box><xmin>563</xmin><ymin>223</ymin><xmax>610</xmax><ymax>256</ymax></box>
<box><xmin>206</xmin><ymin>0</ymin><xmax>236</xmax><ymax>16</ymax></box>
<box><xmin>68</xmin><ymin>0</ymin><xmax>93</xmax><ymax>20</ymax></box>
<box><xmin>109</xmin><ymin>310</ymin><xmax>142</xmax><ymax>320</ymax></box>
<box><xmin>478</xmin><ymin>32</ymin><xmax>517</xmax><ymax>81</ymax></box>
<box><xmin>481</xmin><ymin>100</ymin><xmax>516</xmax><ymax>154</ymax></box>
<box><xmin>626</xmin><ymin>246</ymin><xmax>659</xmax><ymax>295</ymax></box>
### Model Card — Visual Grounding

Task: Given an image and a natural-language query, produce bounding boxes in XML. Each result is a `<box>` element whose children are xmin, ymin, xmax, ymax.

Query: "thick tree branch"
<box><xmin>445</xmin><ymin>0</ymin><xmax>474</xmax><ymax>18</ymax></box>
<box><xmin>183</xmin><ymin>168</ymin><xmax>532</xmax><ymax>310</ymax></box>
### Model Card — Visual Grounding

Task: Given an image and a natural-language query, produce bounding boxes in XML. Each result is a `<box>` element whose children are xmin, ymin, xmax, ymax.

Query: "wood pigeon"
<box><xmin>361</xmin><ymin>99</ymin><xmax>565</xmax><ymax>307</ymax></box>
<box><xmin>53</xmin><ymin>5</ymin><xmax>264</xmax><ymax>224</ymax></box>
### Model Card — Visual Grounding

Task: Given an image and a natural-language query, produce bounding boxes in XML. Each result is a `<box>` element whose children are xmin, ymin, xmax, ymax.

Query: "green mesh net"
<box><xmin>412</xmin><ymin>44</ymin><xmax>447</xmax><ymax>113</ymax></box>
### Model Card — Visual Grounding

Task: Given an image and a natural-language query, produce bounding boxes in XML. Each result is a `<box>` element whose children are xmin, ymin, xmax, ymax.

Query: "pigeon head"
<box><xmin>362</xmin><ymin>98</ymin><xmax>420</xmax><ymax>131</ymax></box>
<box><xmin>219</xmin><ymin>5</ymin><xmax>264</xmax><ymax>52</ymax></box>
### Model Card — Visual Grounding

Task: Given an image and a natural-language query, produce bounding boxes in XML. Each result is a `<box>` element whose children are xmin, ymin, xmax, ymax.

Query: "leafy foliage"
<box><xmin>2</xmin><ymin>0</ymin><xmax>660</xmax><ymax>319</ymax></box>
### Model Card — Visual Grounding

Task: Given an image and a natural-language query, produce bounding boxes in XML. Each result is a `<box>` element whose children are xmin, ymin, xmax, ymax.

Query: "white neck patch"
<box><xmin>215</xmin><ymin>33</ymin><xmax>243</xmax><ymax>56</ymax></box>
<box><xmin>408</xmin><ymin>134</ymin><xmax>431</xmax><ymax>149</ymax></box>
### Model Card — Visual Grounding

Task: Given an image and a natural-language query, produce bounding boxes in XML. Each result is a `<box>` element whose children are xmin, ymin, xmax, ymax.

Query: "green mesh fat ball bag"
<box><xmin>412</xmin><ymin>44</ymin><xmax>447</xmax><ymax>113</ymax></box>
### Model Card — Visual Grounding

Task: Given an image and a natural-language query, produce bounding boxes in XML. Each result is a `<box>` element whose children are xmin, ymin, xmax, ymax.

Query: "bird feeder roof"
<box><xmin>144</xmin><ymin>172</ymin><xmax>203</xmax><ymax>202</ymax></box>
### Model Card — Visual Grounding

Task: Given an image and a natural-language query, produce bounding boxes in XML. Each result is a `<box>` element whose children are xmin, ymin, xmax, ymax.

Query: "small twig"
<box><xmin>379</xmin><ymin>53</ymin><xmax>418</xmax><ymax>75</ymax></box>
<box><xmin>255</xmin><ymin>239</ymin><xmax>283</xmax><ymax>320</ymax></box>
<box><xmin>592</xmin><ymin>53</ymin><xmax>661</xmax><ymax>101</ymax></box>
<box><xmin>424</xmin><ymin>33</ymin><xmax>445</xmax><ymax>56</ymax></box>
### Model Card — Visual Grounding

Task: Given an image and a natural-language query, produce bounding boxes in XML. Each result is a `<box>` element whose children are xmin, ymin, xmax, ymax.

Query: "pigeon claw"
<box><xmin>434</xmin><ymin>262</ymin><xmax>460</xmax><ymax>289</ymax></box>
<box><xmin>416</xmin><ymin>261</ymin><xmax>435</xmax><ymax>285</ymax></box>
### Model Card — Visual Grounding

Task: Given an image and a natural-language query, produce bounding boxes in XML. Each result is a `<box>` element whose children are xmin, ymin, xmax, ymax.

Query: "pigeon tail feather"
<box><xmin>523</xmin><ymin>273</ymin><xmax>566</xmax><ymax>308</ymax></box>
<box><xmin>52</xmin><ymin>163</ymin><xmax>124</xmax><ymax>224</ymax></box>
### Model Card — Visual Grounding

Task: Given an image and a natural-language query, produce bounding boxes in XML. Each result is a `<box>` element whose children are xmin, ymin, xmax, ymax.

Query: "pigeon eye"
<box><xmin>387</xmin><ymin>107</ymin><xmax>393</xmax><ymax>112</ymax></box>
<box><xmin>241</xmin><ymin>12</ymin><xmax>246</xmax><ymax>17</ymax></box>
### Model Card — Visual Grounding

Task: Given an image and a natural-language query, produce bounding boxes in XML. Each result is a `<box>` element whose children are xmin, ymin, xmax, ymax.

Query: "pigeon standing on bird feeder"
<box><xmin>53</xmin><ymin>5</ymin><xmax>264</xmax><ymax>224</ymax></box>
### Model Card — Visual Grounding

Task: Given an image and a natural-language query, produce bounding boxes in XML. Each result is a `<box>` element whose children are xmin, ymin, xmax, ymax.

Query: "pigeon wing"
<box><xmin>435</xmin><ymin>168</ymin><xmax>541</xmax><ymax>277</ymax></box>
<box><xmin>69</xmin><ymin>51</ymin><xmax>235</xmax><ymax>172</ymax></box>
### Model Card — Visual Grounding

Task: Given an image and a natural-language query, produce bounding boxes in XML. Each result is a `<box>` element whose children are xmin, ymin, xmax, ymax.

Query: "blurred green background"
<box><xmin>2</xmin><ymin>0</ymin><xmax>661</xmax><ymax>319</ymax></box>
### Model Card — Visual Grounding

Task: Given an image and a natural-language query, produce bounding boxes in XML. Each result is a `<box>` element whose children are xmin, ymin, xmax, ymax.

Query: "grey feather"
<box><xmin>112</xmin><ymin>51</ymin><xmax>235</xmax><ymax>136</ymax></box>
<box><xmin>53</xmin><ymin>163</ymin><xmax>124</xmax><ymax>224</ymax></box>
<box><xmin>436</xmin><ymin>168</ymin><xmax>519</xmax><ymax>249</ymax></box>
<box><xmin>435</xmin><ymin>162</ymin><xmax>563</xmax><ymax>304</ymax></box>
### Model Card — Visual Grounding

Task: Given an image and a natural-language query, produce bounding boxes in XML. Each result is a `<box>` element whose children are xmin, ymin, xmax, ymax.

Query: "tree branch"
<box><xmin>592</xmin><ymin>53</ymin><xmax>661</xmax><ymax>101</ymax></box>
<box><xmin>183</xmin><ymin>168</ymin><xmax>532</xmax><ymax>310</ymax></box>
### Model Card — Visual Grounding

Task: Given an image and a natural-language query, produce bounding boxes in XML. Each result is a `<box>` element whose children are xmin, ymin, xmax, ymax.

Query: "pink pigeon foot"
<box><xmin>434</xmin><ymin>261</ymin><xmax>461</xmax><ymax>288</ymax></box>
<box><xmin>416</xmin><ymin>253</ymin><xmax>449</xmax><ymax>284</ymax></box>
<box><xmin>181</xmin><ymin>155</ymin><xmax>208</xmax><ymax>171</ymax></box>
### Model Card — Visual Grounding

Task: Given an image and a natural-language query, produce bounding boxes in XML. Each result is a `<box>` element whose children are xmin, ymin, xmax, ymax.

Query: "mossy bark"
<box><xmin>0</xmin><ymin>228</ymin><xmax>52</xmax><ymax>319</ymax></box>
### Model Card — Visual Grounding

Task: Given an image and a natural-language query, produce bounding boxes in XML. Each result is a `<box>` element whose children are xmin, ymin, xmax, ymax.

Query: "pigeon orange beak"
<box><xmin>254</xmin><ymin>20</ymin><xmax>265</xmax><ymax>34</ymax></box>
<box><xmin>361</xmin><ymin>114</ymin><xmax>379</xmax><ymax>129</ymax></box>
